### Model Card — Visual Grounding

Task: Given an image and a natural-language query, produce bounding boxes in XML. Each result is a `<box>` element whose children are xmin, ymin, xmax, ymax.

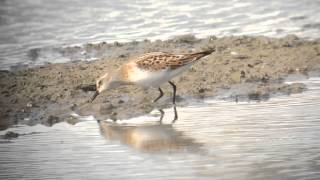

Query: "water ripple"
<box><xmin>1</xmin><ymin>0</ymin><xmax>320</xmax><ymax>69</ymax></box>
<box><xmin>1</xmin><ymin>78</ymin><xmax>320</xmax><ymax>179</ymax></box>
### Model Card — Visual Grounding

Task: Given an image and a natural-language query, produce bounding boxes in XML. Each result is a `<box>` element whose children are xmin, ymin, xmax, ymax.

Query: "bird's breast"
<box><xmin>126</xmin><ymin>64</ymin><xmax>170</xmax><ymax>87</ymax></box>
<box><xmin>121</xmin><ymin>62</ymin><xmax>191</xmax><ymax>87</ymax></box>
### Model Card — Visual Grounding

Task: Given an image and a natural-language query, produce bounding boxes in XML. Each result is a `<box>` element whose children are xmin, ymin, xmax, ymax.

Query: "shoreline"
<box><xmin>1</xmin><ymin>35</ymin><xmax>320</xmax><ymax>130</ymax></box>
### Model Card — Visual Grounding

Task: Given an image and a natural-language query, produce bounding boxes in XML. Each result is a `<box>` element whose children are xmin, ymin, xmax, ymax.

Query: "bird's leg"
<box><xmin>168</xmin><ymin>81</ymin><xmax>177</xmax><ymax>105</ymax></box>
<box><xmin>153</xmin><ymin>87</ymin><xmax>164</xmax><ymax>103</ymax></box>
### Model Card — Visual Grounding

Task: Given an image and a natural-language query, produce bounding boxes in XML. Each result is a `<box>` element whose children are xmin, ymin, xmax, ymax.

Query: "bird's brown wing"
<box><xmin>135</xmin><ymin>50</ymin><xmax>214</xmax><ymax>71</ymax></box>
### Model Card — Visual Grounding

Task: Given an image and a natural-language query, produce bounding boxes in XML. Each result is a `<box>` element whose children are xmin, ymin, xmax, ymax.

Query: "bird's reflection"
<box><xmin>97</xmin><ymin>108</ymin><xmax>201</xmax><ymax>152</ymax></box>
<box><xmin>158</xmin><ymin>105</ymin><xmax>178</xmax><ymax>123</ymax></box>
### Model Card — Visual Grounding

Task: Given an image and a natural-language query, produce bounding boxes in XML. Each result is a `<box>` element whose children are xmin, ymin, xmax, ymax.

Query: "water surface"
<box><xmin>1</xmin><ymin>77</ymin><xmax>320</xmax><ymax>179</ymax></box>
<box><xmin>1</xmin><ymin>0</ymin><xmax>320</xmax><ymax>69</ymax></box>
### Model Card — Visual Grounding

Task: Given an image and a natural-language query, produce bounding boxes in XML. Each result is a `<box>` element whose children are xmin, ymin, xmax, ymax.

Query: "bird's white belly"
<box><xmin>130</xmin><ymin>65</ymin><xmax>191</xmax><ymax>87</ymax></box>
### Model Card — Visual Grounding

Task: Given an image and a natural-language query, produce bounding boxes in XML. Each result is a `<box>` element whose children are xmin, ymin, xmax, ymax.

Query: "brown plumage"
<box><xmin>135</xmin><ymin>49</ymin><xmax>215</xmax><ymax>71</ymax></box>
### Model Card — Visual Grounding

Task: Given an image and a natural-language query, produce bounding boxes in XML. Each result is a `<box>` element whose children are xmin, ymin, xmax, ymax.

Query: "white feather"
<box><xmin>130</xmin><ymin>64</ymin><xmax>192</xmax><ymax>87</ymax></box>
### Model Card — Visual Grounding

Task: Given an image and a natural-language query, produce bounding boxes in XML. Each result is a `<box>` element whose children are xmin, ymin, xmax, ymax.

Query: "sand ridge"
<box><xmin>1</xmin><ymin>35</ymin><xmax>320</xmax><ymax>130</ymax></box>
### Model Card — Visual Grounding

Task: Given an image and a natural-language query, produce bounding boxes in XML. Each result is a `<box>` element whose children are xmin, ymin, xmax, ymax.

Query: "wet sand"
<box><xmin>1</xmin><ymin>35</ymin><xmax>320</xmax><ymax>130</ymax></box>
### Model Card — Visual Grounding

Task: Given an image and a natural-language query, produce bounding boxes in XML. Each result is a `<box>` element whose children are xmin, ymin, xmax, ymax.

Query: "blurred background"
<box><xmin>1</xmin><ymin>0</ymin><xmax>320</xmax><ymax>69</ymax></box>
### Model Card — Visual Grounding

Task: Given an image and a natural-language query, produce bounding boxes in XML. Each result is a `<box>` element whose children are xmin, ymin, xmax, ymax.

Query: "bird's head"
<box><xmin>90</xmin><ymin>72</ymin><xmax>111</xmax><ymax>102</ymax></box>
<box><xmin>90</xmin><ymin>72</ymin><xmax>123</xmax><ymax>103</ymax></box>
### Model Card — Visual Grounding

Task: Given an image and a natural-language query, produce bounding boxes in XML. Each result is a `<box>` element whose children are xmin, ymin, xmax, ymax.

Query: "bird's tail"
<box><xmin>189</xmin><ymin>48</ymin><xmax>215</xmax><ymax>61</ymax></box>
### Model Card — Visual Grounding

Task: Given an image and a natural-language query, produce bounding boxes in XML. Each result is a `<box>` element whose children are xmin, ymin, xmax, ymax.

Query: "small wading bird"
<box><xmin>90</xmin><ymin>49</ymin><xmax>215</xmax><ymax>120</ymax></box>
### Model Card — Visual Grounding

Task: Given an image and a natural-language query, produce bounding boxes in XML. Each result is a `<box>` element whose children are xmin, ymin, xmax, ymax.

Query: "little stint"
<box><xmin>91</xmin><ymin>49</ymin><xmax>215</xmax><ymax>105</ymax></box>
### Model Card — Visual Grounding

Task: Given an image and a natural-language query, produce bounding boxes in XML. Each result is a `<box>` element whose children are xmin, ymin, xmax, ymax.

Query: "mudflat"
<box><xmin>1</xmin><ymin>35</ymin><xmax>320</xmax><ymax>130</ymax></box>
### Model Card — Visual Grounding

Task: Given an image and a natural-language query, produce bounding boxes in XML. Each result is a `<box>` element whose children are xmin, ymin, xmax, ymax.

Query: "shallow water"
<box><xmin>1</xmin><ymin>0</ymin><xmax>320</xmax><ymax>69</ymax></box>
<box><xmin>1</xmin><ymin>77</ymin><xmax>320</xmax><ymax>179</ymax></box>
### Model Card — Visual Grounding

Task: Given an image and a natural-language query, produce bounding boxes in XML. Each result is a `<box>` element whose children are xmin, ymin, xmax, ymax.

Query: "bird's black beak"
<box><xmin>90</xmin><ymin>91</ymin><xmax>99</xmax><ymax>103</ymax></box>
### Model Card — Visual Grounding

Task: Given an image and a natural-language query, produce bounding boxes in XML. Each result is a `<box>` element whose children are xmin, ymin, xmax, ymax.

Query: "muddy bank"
<box><xmin>1</xmin><ymin>35</ymin><xmax>320</xmax><ymax>130</ymax></box>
